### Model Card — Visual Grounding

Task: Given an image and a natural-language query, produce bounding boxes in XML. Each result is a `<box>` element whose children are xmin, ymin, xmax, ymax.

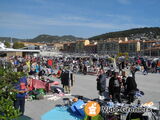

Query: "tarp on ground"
<box><xmin>41</xmin><ymin>106</ymin><xmax>83</xmax><ymax>120</ymax></box>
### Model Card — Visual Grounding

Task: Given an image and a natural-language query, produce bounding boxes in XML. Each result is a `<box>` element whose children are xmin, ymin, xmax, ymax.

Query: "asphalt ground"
<box><xmin>24</xmin><ymin>72</ymin><xmax>160</xmax><ymax>120</ymax></box>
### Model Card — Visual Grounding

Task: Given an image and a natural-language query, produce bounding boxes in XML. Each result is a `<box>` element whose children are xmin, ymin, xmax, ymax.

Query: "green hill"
<box><xmin>1</xmin><ymin>27</ymin><xmax>160</xmax><ymax>43</ymax></box>
<box><xmin>0</xmin><ymin>35</ymin><xmax>84</xmax><ymax>43</ymax></box>
<box><xmin>89</xmin><ymin>27</ymin><xmax>160</xmax><ymax>40</ymax></box>
<box><xmin>30</xmin><ymin>34</ymin><xmax>83</xmax><ymax>43</ymax></box>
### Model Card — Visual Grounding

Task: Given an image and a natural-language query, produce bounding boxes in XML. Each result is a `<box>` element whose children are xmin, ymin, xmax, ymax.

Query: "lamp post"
<box><xmin>118</xmin><ymin>40</ymin><xmax>122</xmax><ymax>56</ymax></box>
<box><xmin>152</xmin><ymin>43</ymin><xmax>155</xmax><ymax>57</ymax></box>
<box><xmin>137</xmin><ymin>40</ymin><xmax>140</xmax><ymax>56</ymax></box>
<box><xmin>142</xmin><ymin>40</ymin><xmax>145</xmax><ymax>56</ymax></box>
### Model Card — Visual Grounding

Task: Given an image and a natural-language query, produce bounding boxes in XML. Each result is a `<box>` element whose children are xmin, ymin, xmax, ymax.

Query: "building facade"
<box><xmin>61</xmin><ymin>37</ymin><xmax>160</xmax><ymax>56</ymax></box>
<box><xmin>119</xmin><ymin>40</ymin><xmax>138</xmax><ymax>56</ymax></box>
<box><xmin>97</xmin><ymin>40</ymin><xmax>119</xmax><ymax>55</ymax></box>
<box><xmin>75</xmin><ymin>40</ymin><xmax>90</xmax><ymax>53</ymax></box>
<box><xmin>84</xmin><ymin>44</ymin><xmax>97</xmax><ymax>54</ymax></box>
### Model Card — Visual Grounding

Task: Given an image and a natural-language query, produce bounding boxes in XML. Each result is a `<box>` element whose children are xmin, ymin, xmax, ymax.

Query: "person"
<box><xmin>17</xmin><ymin>64</ymin><xmax>24</xmax><ymax>72</ymax></box>
<box><xmin>109</xmin><ymin>72</ymin><xmax>121</xmax><ymax>103</ymax></box>
<box><xmin>156</xmin><ymin>60</ymin><xmax>160</xmax><ymax>73</ymax></box>
<box><xmin>28</xmin><ymin>68</ymin><xmax>36</xmax><ymax>75</ymax></box>
<box><xmin>118</xmin><ymin>62</ymin><xmax>122</xmax><ymax>74</ymax></box>
<box><xmin>151</xmin><ymin>61</ymin><xmax>156</xmax><ymax>73</ymax></box>
<box><xmin>14</xmin><ymin>76</ymin><xmax>30</xmax><ymax>115</ymax></box>
<box><xmin>121</xmin><ymin>71</ymin><xmax>127</xmax><ymax>86</ymax></box>
<box><xmin>106</xmin><ymin>69</ymin><xmax>112</xmax><ymax>78</ymax></box>
<box><xmin>60</xmin><ymin>66</ymin><xmax>74</xmax><ymax>94</ymax></box>
<box><xmin>125</xmin><ymin>75</ymin><xmax>137</xmax><ymax>104</ymax></box>
<box><xmin>96</xmin><ymin>69</ymin><xmax>106</xmax><ymax>100</ymax></box>
<box><xmin>56</xmin><ymin>68</ymin><xmax>62</xmax><ymax>78</ymax></box>
<box><xmin>142</xmin><ymin>60</ymin><xmax>148</xmax><ymax>75</ymax></box>
<box><xmin>130</xmin><ymin>64</ymin><xmax>136</xmax><ymax>79</ymax></box>
<box><xmin>38</xmin><ymin>69</ymin><xmax>45</xmax><ymax>79</ymax></box>
<box><xmin>47</xmin><ymin>59</ymin><xmax>53</xmax><ymax>68</ymax></box>
<box><xmin>83</xmin><ymin>65</ymin><xmax>87</xmax><ymax>75</ymax></box>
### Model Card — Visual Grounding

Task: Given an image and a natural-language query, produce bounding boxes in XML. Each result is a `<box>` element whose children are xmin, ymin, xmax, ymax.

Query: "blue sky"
<box><xmin>0</xmin><ymin>0</ymin><xmax>160</xmax><ymax>39</ymax></box>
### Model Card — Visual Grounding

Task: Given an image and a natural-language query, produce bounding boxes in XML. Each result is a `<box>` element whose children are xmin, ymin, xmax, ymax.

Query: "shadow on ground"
<box><xmin>15</xmin><ymin>115</ymin><xmax>33</xmax><ymax>120</ymax></box>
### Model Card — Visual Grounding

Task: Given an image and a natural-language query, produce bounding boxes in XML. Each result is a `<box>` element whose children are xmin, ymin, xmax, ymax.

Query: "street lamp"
<box><xmin>152</xmin><ymin>43</ymin><xmax>156</xmax><ymax>57</ymax></box>
<box><xmin>150</xmin><ymin>43</ymin><xmax>156</xmax><ymax>57</ymax></box>
<box><xmin>142</xmin><ymin>40</ymin><xmax>145</xmax><ymax>56</ymax></box>
<box><xmin>118</xmin><ymin>40</ymin><xmax>122</xmax><ymax>55</ymax></box>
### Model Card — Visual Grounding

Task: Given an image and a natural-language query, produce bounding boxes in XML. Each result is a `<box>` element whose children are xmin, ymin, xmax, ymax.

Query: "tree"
<box><xmin>0</xmin><ymin>66</ymin><xmax>26</xmax><ymax>119</ymax></box>
<box><xmin>13</xmin><ymin>42</ymin><xmax>25</xmax><ymax>49</ymax></box>
<box><xmin>4</xmin><ymin>42</ymin><xmax>10</xmax><ymax>48</ymax></box>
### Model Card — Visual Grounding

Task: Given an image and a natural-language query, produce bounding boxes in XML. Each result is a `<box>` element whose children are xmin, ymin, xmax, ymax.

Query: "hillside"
<box><xmin>0</xmin><ymin>35</ymin><xmax>84</xmax><ymax>43</ymax></box>
<box><xmin>30</xmin><ymin>34</ymin><xmax>84</xmax><ymax>43</ymax></box>
<box><xmin>89</xmin><ymin>27</ymin><xmax>160</xmax><ymax>41</ymax></box>
<box><xmin>1</xmin><ymin>27</ymin><xmax>160</xmax><ymax>43</ymax></box>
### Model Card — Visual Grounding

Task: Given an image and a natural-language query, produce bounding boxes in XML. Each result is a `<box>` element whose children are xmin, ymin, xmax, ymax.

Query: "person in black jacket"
<box><xmin>28</xmin><ymin>68</ymin><xmax>36</xmax><ymax>75</ymax></box>
<box><xmin>109</xmin><ymin>72</ymin><xmax>121</xmax><ymax>103</ymax></box>
<box><xmin>83</xmin><ymin>65</ymin><xmax>87</xmax><ymax>75</ymax></box>
<box><xmin>97</xmin><ymin>69</ymin><xmax>106</xmax><ymax>100</ymax></box>
<box><xmin>60</xmin><ymin>67</ymin><xmax>74</xmax><ymax>94</ymax></box>
<box><xmin>125</xmin><ymin>75</ymin><xmax>137</xmax><ymax>104</ymax></box>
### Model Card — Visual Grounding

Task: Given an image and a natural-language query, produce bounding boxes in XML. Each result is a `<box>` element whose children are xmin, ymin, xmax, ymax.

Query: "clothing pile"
<box><xmin>27</xmin><ymin>88</ymin><xmax>46</xmax><ymax>100</ymax></box>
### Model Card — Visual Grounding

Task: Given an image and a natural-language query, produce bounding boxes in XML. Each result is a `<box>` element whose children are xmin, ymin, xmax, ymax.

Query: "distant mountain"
<box><xmin>0</xmin><ymin>37</ymin><xmax>26</xmax><ymax>43</ymax></box>
<box><xmin>0</xmin><ymin>35</ymin><xmax>84</xmax><ymax>43</ymax></box>
<box><xmin>1</xmin><ymin>27</ymin><xmax>160</xmax><ymax>43</ymax></box>
<box><xmin>89</xmin><ymin>27</ymin><xmax>160</xmax><ymax>41</ymax></box>
<box><xmin>30</xmin><ymin>34</ymin><xmax>84</xmax><ymax>43</ymax></box>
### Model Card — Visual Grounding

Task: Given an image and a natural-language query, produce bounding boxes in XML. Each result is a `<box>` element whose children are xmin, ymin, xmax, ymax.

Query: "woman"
<box><xmin>97</xmin><ymin>69</ymin><xmax>106</xmax><ymax>100</ymax></box>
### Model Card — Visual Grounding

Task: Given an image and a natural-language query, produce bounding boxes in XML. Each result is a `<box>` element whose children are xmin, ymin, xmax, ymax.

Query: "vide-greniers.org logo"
<box><xmin>101</xmin><ymin>106</ymin><xmax>152</xmax><ymax>114</ymax></box>
<box><xmin>85</xmin><ymin>101</ymin><xmax>152</xmax><ymax>117</ymax></box>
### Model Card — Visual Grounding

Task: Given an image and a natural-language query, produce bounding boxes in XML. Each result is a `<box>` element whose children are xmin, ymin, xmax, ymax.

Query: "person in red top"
<box><xmin>48</xmin><ymin>59</ymin><xmax>53</xmax><ymax>67</ymax></box>
<box><xmin>137</xmin><ymin>59</ymin><xmax>141</xmax><ymax>65</ymax></box>
<box><xmin>57</xmin><ymin>68</ymin><xmax>62</xmax><ymax>78</ymax></box>
<box><xmin>157</xmin><ymin>60</ymin><xmax>160</xmax><ymax>73</ymax></box>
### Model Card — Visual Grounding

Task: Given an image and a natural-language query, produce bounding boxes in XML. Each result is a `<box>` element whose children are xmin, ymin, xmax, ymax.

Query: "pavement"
<box><xmin>24</xmin><ymin>72</ymin><xmax>160</xmax><ymax>120</ymax></box>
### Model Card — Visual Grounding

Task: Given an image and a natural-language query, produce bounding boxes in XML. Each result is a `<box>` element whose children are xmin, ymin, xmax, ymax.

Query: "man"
<box><xmin>83</xmin><ymin>65</ymin><xmax>87</xmax><ymax>75</ymax></box>
<box><xmin>130</xmin><ymin>64</ymin><xmax>136</xmax><ymax>79</ymax></box>
<box><xmin>142</xmin><ymin>60</ymin><xmax>148</xmax><ymax>75</ymax></box>
<box><xmin>109</xmin><ymin>72</ymin><xmax>121</xmax><ymax>103</ymax></box>
<box><xmin>97</xmin><ymin>69</ymin><xmax>107</xmax><ymax>100</ymax></box>
<box><xmin>151</xmin><ymin>61</ymin><xmax>156</xmax><ymax>73</ymax></box>
<box><xmin>14</xmin><ymin>76</ymin><xmax>29</xmax><ymax>115</ymax></box>
<box><xmin>125</xmin><ymin>75</ymin><xmax>137</xmax><ymax>104</ymax></box>
<box><xmin>60</xmin><ymin>66</ymin><xmax>74</xmax><ymax>94</ymax></box>
<box><xmin>118</xmin><ymin>62</ymin><xmax>122</xmax><ymax>74</ymax></box>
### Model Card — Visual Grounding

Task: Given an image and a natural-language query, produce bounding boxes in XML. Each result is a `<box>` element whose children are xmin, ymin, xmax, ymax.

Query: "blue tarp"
<box><xmin>41</xmin><ymin>106</ymin><xmax>83</xmax><ymax>120</ymax></box>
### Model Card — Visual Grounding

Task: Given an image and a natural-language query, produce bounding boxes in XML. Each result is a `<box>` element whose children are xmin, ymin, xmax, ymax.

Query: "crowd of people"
<box><xmin>97</xmin><ymin>69</ymin><xmax>138</xmax><ymax>104</ymax></box>
<box><xmin>0</xmin><ymin>55</ymin><xmax>160</xmax><ymax>116</ymax></box>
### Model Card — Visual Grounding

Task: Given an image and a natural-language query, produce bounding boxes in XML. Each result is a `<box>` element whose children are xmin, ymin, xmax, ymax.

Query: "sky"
<box><xmin>0</xmin><ymin>0</ymin><xmax>160</xmax><ymax>39</ymax></box>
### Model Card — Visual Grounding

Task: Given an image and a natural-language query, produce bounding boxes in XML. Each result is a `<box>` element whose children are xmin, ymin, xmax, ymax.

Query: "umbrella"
<box><xmin>118</xmin><ymin>56</ymin><xmax>125</xmax><ymax>61</ymax></box>
<box><xmin>153</xmin><ymin>58</ymin><xmax>159</xmax><ymax>61</ymax></box>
